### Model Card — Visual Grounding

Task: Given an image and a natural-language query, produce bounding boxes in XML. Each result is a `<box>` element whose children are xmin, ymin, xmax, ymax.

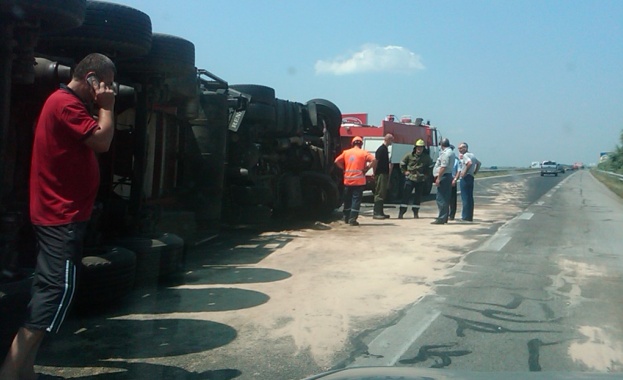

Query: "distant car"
<box><xmin>556</xmin><ymin>164</ymin><xmax>565</xmax><ymax>173</ymax></box>
<box><xmin>541</xmin><ymin>160</ymin><xmax>558</xmax><ymax>176</ymax></box>
<box><xmin>490</xmin><ymin>165</ymin><xmax>498</xmax><ymax>170</ymax></box>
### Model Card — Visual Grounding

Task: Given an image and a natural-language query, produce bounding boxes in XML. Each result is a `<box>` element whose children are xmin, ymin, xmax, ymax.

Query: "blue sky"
<box><xmin>117</xmin><ymin>0</ymin><xmax>622</xmax><ymax>167</ymax></box>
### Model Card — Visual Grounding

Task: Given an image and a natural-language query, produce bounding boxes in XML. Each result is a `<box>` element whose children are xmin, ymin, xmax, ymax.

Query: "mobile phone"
<box><xmin>86</xmin><ymin>74</ymin><xmax>99</xmax><ymax>87</ymax></box>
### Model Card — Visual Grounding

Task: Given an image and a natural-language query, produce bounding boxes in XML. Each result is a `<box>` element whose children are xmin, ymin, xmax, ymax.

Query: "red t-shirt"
<box><xmin>30</xmin><ymin>88</ymin><xmax>100</xmax><ymax>226</ymax></box>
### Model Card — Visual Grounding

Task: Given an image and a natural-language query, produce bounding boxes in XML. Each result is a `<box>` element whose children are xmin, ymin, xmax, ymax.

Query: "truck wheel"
<box><xmin>156</xmin><ymin>233</ymin><xmax>185</xmax><ymax>277</ymax></box>
<box><xmin>243</xmin><ymin>103</ymin><xmax>276</xmax><ymax>125</ymax></box>
<box><xmin>74</xmin><ymin>246</ymin><xmax>136</xmax><ymax>312</ymax></box>
<box><xmin>116</xmin><ymin>33</ymin><xmax>195</xmax><ymax>77</ymax></box>
<box><xmin>273</xmin><ymin>99</ymin><xmax>302</xmax><ymax>136</ymax></box>
<box><xmin>230</xmin><ymin>85</ymin><xmax>276</xmax><ymax>106</ymax></box>
<box><xmin>36</xmin><ymin>1</ymin><xmax>152</xmax><ymax>59</ymax></box>
<box><xmin>300</xmin><ymin>172</ymin><xmax>340</xmax><ymax>220</ymax></box>
<box><xmin>113</xmin><ymin>233</ymin><xmax>185</xmax><ymax>284</ymax></box>
<box><xmin>306</xmin><ymin>98</ymin><xmax>342</xmax><ymax>137</ymax></box>
<box><xmin>5</xmin><ymin>0</ymin><xmax>86</xmax><ymax>31</ymax></box>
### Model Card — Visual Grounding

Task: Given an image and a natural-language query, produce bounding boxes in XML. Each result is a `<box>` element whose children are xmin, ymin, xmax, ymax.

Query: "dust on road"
<box><xmin>139</xmin><ymin>182</ymin><xmax>524</xmax><ymax>366</ymax></box>
<box><xmin>37</xmin><ymin>180</ymin><xmax>528</xmax><ymax>378</ymax></box>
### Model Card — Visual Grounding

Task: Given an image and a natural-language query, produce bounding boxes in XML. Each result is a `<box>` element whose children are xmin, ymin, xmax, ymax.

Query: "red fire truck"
<box><xmin>339</xmin><ymin>113</ymin><xmax>442</xmax><ymax>201</ymax></box>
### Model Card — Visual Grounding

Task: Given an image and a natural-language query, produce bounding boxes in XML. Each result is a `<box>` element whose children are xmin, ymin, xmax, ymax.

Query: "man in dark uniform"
<box><xmin>373</xmin><ymin>134</ymin><xmax>393</xmax><ymax>219</ymax></box>
<box><xmin>398</xmin><ymin>139</ymin><xmax>432</xmax><ymax>219</ymax></box>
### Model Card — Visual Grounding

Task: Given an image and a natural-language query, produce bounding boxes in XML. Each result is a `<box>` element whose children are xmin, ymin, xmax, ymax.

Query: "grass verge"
<box><xmin>591</xmin><ymin>169</ymin><xmax>623</xmax><ymax>199</ymax></box>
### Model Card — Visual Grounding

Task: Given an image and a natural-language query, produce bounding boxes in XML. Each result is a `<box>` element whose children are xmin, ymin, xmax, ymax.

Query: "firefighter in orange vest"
<box><xmin>334</xmin><ymin>136</ymin><xmax>376</xmax><ymax>226</ymax></box>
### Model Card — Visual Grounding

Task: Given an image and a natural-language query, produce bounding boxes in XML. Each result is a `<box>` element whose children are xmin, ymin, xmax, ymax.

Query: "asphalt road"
<box><xmin>30</xmin><ymin>170</ymin><xmax>623</xmax><ymax>379</ymax></box>
<box><xmin>348</xmin><ymin>170</ymin><xmax>623</xmax><ymax>373</ymax></box>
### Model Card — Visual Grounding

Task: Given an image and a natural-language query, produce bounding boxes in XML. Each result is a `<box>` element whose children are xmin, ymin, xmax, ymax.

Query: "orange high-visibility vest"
<box><xmin>335</xmin><ymin>147</ymin><xmax>374</xmax><ymax>186</ymax></box>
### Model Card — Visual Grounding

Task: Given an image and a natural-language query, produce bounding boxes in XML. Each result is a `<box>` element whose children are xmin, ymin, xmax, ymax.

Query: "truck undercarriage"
<box><xmin>0</xmin><ymin>0</ymin><xmax>343</xmax><ymax>356</ymax></box>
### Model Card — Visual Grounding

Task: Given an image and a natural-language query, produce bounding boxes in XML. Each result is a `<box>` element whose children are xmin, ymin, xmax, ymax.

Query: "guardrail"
<box><xmin>596</xmin><ymin>169</ymin><xmax>623</xmax><ymax>181</ymax></box>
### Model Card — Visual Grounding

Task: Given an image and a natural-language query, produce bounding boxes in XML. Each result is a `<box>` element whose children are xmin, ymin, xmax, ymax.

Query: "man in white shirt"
<box><xmin>457</xmin><ymin>142</ymin><xmax>481</xmax><ymax>221</ymax></box>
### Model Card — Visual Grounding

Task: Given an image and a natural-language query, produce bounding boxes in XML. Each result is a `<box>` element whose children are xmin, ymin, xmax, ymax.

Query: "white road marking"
<box><xmin>348</xmin><ymin>296</ymin><xmax>443</xmax><ymax>367</ymax></box>
<box><xmin>518</xmin><ymin>212</ymin><xmax>534</xmax><ymax>220</ymax></box>
<box><xmin>485</xmin><ymin>235</ymin><xmax>512</xmax><ymax>252</ymax></box>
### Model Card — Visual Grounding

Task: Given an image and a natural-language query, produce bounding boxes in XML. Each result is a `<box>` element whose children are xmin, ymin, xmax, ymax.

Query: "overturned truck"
<box><xmin>0</xmin><ymin>0</ymin><xmax>342</xmax><ymax>355</ymax></box>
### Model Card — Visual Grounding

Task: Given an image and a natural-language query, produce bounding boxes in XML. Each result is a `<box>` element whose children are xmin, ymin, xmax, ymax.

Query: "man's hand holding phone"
<box><xmin>87</xmin><ymin>74</ymin><xmax>115</xmax><ymax>111</ymax></box>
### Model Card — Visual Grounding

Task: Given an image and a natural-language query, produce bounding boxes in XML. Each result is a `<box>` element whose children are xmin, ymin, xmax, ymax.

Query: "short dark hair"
<box><xmin>460</xmin><ymin>142</ymin><xmax>469</xmax><ymax>150</ymax></box>
<box><xmin>440</xmin><ymin>138</ymin><xmax>450</xmax><ymax>148</ymax></box>
<box><xmin>73</xmin><ymin>53</ymin><xmax>116</xmax><ymax>80</ymax></box>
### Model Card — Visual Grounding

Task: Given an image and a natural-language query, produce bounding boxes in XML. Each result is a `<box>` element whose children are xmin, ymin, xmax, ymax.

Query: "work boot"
<box><xmin>348</xmin><ymin>218</ymin><xmax>360</xmax><ymax>226</ymax></box>
<box><xmin>412</xmin><ymin>208</ymin><xmax>419</xmax><ymax>219</ymax></box>
<box><xmin>381</xmin><ymin>205</ymin><xmax>390</xmax><ymax>219</ymax></box>
<box><xmin>373</xmin><ymin>201</ymin><xmax>385</xmax><ymax>220</ymax></box>
<box><xmin>398</xmin><ymin>207</ymin><xmax>407</xmax><ymax>219</ymax></box>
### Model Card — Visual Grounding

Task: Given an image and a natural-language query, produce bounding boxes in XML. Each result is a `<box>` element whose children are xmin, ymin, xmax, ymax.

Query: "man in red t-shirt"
<box><xmin>0</xmin><ymin>53</ymin><xmax>116</xmax><ymax>380</ymax></box>
<box><xmin>334</xmin><ymin>136</ymin><xmax>376</xmax><ymax>226</ymax></box>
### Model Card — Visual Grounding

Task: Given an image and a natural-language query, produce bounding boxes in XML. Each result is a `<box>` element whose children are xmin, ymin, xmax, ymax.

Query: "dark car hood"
<box><xmin>302</xmin><ymin>366</ymin><xmax>621</xmax><ymax>379</ymax></box>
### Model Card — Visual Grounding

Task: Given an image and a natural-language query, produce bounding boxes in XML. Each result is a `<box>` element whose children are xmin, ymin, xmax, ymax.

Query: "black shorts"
<box><xmin>25</xmin><ymin>222</ymin><xmax>87</xmax><ymax>333</ymax></box>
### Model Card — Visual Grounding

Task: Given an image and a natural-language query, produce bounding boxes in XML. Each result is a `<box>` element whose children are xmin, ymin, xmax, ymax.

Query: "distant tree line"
<box><xmin>598</xmin><ymin>129</ymin><xmax>623</xmax><ymax>174</ymax></box>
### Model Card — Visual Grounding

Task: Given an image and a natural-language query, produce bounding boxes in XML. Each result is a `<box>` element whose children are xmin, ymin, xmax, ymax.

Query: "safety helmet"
<box><xmin>352</xmin><ymin>136</ymin><xmax>363</xmax><ymax>145</ymax></box>
<box><xmin>415</xmin><ymin>139</ymin><xmax>425</xmax><ymax>147</ymax></box>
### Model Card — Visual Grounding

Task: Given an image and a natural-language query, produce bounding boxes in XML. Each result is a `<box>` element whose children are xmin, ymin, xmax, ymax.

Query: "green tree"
<box><xmin>599</xmin><ymin>129</ymin><xmax>623</xmax><ymax>173</ymax></box>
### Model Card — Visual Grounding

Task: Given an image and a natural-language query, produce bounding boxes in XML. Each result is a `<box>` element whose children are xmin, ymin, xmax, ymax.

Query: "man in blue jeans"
<box><xmin>457</xmin><ymin>142</ymin><xmax>481</xmax><ymax>222</ymax></box>
<box><xmin>431</xmin><ymin>138</ymin><xmax>456</xmax><ymax>224</ymax></box>
<box><xmin>334</xmin><ymin>136</ymin><xmax>376</xmax><ymax>226</ymax></box>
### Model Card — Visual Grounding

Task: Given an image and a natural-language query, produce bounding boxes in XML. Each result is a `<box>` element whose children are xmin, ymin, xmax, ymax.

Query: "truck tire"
<box><xmin>36</xmin><ymin>1</ymin><xmax>152</xmax><ymax>59</ymax></box>
<box><xmin>273</xmin><ymin>99</ymin><xmax>302</xmax><ymax>136</ymax></box>
<box><xmin>113</xmin><ymin>233</ymin><xmax>185</xmax><ymax>284</ymax></box>
<box><xmin>74</xmin><ymin>246</ymin><xmax>136</xmax><ymax>312</ymax></box>
<box><xmin>155</xmin><ymin>233</ymin><xmax>184</xmax><ymax>277</ymax></box>
<box><xmin>306</xmin><ymin>98</ymin><xmax>342</xmax><ymax>137</ymax></box>
<box><xmin>3</xmin><ymin>0</ymin><xmax>86</xmax><ymax>31</ymax></box>
<box><xmin>243</xmin><ymin>103</ymin><xmax>276</xmax><ymax>125</ymax></box>
<box><xmin>116</xmin><ymin>33</ymin><xmax>195</xmax><ymax>77</ymax></box>
<box><xmin>230</xmin><ymin>85</ymin><xmax>275</xmax><ymax>106</ymax></box>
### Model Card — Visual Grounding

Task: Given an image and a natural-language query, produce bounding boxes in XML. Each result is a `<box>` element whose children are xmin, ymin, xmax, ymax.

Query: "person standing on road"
<box><xmin>334</xmin><ymin>136</ymin><xmax>376</xmax><ymax>226</ymax></box>
<box><xmin>398</xmin><ymin>139</ymin><xmax>433</xmax><ymax>219</ymax></box>
<box><xmin>449</xmin><ymin>145</ymin><xmax>459</xmax><ymax>221</ymax></box>
<box><xmin>0</xmin><ymin>53</ymin><xmax>116</xmax><ymax>380</ymax></box>
<box><xmin>373</xmin><ymin>134</ymin><xmax>394</xmax><ymax>219</ymax></box>
<box><xmin>431</xmin><ymin>138</ymin><xmax>456</xmax><ymax>224</ymax></box>
<box><xmin>457</xmin><ymin>142</ymin><xmax>481</xmax><ymax>222</ymax></box>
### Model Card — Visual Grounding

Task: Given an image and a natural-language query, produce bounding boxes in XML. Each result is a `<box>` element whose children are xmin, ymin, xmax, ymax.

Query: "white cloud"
<box><xmin>315</xmin><ymin>44</ymin><xmax>425</xmax><ymax>75</ymax></box>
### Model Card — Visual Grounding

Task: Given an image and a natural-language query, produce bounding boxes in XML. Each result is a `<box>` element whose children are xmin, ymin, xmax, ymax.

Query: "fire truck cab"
<box><xmin>339</xmin><ymin>113</ymin><xmax>442</xmax><ymax>201</ymax></box>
